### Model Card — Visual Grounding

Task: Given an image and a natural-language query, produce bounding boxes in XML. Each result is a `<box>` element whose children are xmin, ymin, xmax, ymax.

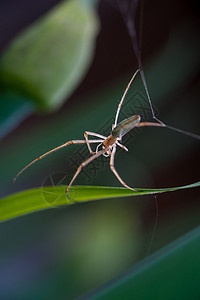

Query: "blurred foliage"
<box><xmin>86</xmin><ymin>226</ymin><xmax>200</xmax><ymax>299</ymax></box>
<box><xmin>0</xmin><ymin>0</ymin><xmax>99</xmax><ymax>111</ymax></box>
<box><xmin>0</xmin><ymin>0</ymin><xmax>99</xmax><ymax>138</ymax></box>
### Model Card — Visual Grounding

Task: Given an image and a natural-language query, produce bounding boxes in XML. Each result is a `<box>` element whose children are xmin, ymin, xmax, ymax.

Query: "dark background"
<box><xmin>0</xmin><ymin>0</ymin><xmax>199</xmax><ymax>299</ymax></box>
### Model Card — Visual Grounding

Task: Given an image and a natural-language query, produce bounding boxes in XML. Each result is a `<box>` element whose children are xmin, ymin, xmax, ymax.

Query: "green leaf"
<box><xmin>85</xmin><ymin>225</ymin><xmax>200</xmax><ymax>300</ymax></box>
<box><xmin>0</xmin><ymin>0</ymin><xmax>99</xmax><ymax>111</ymax></box>
<box><xmin>0</xmin><ymin>182</ymin><xmax>199</xmax><ymax>223</ymax></box>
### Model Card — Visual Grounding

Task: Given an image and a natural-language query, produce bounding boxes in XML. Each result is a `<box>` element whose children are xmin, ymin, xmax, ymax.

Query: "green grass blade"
<box><xmin>85</xmin><ymin>226</ymin><xmax>200</xmax><ymax>300</ymax></box>
<box><xmin>0</xmin><ymin>182</ymin><xmax>199</xmax><ymax>223</ymax></box>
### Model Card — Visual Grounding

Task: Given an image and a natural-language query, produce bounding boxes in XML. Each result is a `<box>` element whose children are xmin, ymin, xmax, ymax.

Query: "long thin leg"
<box><xmin>114</xmin><ymin>68</ymin><xmax>140</xmax><ymax>127</ymax></box>
<box><xmin>116</xmin><ymin>141</ymin><xmax>128</xmax><ymax>152</ymax></box>
<box><xmin>84</xmin><ymin>131</ymin><xmax>106</xmax><ymax>154</ymax></box>
<box><xmin>110</xmin><ymin>145</ymin><xmax>137</xmax><ymax>191</ymax></box>
<box><xmin>135</xmin><ymin>122</ymin><xmax>164</xmax><ymax>128</ymax></box>
<box><xmin>136</xmin><ymin>122</ymin><xmax>200</xmax><ymax>140</ymax></box>
<box><xmin>66</xmin><ymin>149</ymin><xmax>106</xmax><ymax>197</ymax></box>
<box><xmin>14</xmin><ymin>139</ymin><xmax>104</xmax><ymax>181</ymax></box>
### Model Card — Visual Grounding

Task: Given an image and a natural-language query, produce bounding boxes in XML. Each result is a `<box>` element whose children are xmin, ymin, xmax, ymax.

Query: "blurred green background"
<box><xmin>0</xmin><ymin>0</ymin><xmax>199</xmax><ymax>299</ymax></box>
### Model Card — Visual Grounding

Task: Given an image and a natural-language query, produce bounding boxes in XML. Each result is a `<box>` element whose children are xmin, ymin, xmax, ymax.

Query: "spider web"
<box><xmin>116</xmin><ymin>0</ymin><xmax>163</xmax><ymax>124</ymax></box>
<box><xmin>114</xmin><ymin>0</ymin><xmax>200</xmax><ymax>138</ymax></box>
<box><xmin>114</xmin><ymin>0</ymin><xmax>200</xmax><ymax>256</ymax></box>
<box><xmin>116</xmin><ymin>0</ymin><xmax>160</xmax><ymax>256</ymax></box>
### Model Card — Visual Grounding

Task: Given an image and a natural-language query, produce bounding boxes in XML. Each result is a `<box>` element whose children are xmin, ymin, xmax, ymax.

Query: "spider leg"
<box><xmin>110</xmin><ymin>145</ymin><xmax>137</xmax><ymax>191</ymax></box>
<box><xmin>116</xmin><ymin>141</ymin><xmax>128</xmax><ymax>152</ymax></box>
<box><xmin>114</xmin><ymin>68</ymin><xmax>140</xmax><ymax>127</ymax></box>
<box><xmin>115</xmin><ymin>122</ymin><xmax>165</xmax><ymax>152</ymax></box>
<box><xmin>135</xmin><ymin>122</ymin><xmax>200</xmax><ymax>140</ymax></box>
<box><xmin>135</xmin><ymin>122</ymin><xmax>164</xmax><ymax>128</ymax></box>
<box><xmin>14</xmin><ymin>139</ymin><xmax>103</xmax><ymax>182</ymax></box>
<box><xmin>103</xmin><ymin>148</ymin><xmax>112</xmax><ymax>157</ymax></box>
<box><xmin>66</xmin><ymin>149</ymin><xmax>107</xmax><ymax>197</ymax></box>
<box><xmin>96</xmin><ymin>143</ymin><xmax>103</xmax><ymax>154</ymax></box>
<box><xmin>84</xmin><ymin>131</ymin><xmax>106</xmax><ymax>154</ymax></box>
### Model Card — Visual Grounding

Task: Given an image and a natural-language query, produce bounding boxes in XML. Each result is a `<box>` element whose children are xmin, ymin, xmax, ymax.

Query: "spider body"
<box><xmin>102</xmin><ymin>115</ymin><xmax>141</xmax><ymax>156</ymax></box>
<box><xmin>102</xmin><ymin>135</ymin><xmax>117</xmax><ymax>149</ymax></box>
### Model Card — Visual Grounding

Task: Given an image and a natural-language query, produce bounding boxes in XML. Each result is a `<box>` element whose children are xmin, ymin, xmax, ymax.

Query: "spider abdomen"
<box><xmin>112</xmin><ymin>115</ymin><xmax>141</xmax><ymax>139</ymax></box>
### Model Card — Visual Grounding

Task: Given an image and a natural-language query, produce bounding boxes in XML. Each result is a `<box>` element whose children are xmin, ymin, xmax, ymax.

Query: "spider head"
<box><xmin>95</xmin><ymin>142</ymin><xmax>111</xmax><ymax>157</ymax></box>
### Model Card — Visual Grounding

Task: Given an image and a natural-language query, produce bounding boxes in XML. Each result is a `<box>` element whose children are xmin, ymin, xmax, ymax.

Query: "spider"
<box><xmin>14</xmin><ymin>68</ymin><xmax>199</xmax><ymax>197</ymax></box>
